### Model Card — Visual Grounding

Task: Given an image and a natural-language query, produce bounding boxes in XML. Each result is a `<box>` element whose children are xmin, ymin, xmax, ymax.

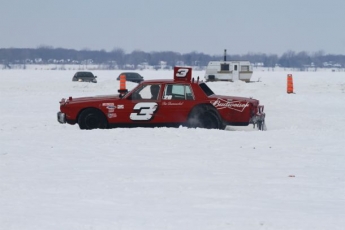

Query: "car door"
<box><xmin>114</xmin><ymin>83</ymin><xmax>167</xmax><ymax>126</ymax></box>
<box><xmin>157</xmin><ymin>83</ymin><xmax>196</xmax><ymax>123</ymax></box>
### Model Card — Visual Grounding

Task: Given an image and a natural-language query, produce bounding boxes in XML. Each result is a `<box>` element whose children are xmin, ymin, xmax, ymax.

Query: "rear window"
<box><xmin>199</xmin><ymin>83</ymin><xmax>214</xmax><ymax>96</ymax></box>
<box><xmin>118</xmin><ymin>73</ymin><xmax>141</xmax><ymax>80</ymax></box>
<box><xmin>128</xmin><ymin>73</ymin><xmax>140</xmax><ymax>79</ymax></box>
<box><xmin>78</xmin><ymin>72</ymin><xmax>94</xmax><ymax>78</ymax></box>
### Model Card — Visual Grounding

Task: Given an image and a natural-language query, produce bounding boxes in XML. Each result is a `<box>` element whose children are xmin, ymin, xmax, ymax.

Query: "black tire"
<box><xmin>200</xmin><ymin>111</ymin><xmax>220</xmax><ymax>129</ymax></box>
<box><xmin>78</xmin><ymin>108</ymin><xmax>108</xmax><ymax>130</ymax></box>
<box><xmin>187</xmin><ymin>105</ymin><xmax>223</xmax><ymax>130</ymax></box>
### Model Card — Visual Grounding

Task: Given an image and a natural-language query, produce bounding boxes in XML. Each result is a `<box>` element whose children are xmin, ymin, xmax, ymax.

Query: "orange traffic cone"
<box><xmin>287</xmin><ymin>74</ymin><xmax>294</xmax><ymax>94</ymax></box>
<box><xmin>118</xmin><ymin>74</ymin><xmax>128</xmax><ymax>94</ymax></box>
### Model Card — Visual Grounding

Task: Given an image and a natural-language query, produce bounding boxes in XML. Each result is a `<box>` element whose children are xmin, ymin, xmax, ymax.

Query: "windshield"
<box><xmin>199</xmin><ymin>83</ymin><xmax>215</xmax><ymax>96</ymax></box>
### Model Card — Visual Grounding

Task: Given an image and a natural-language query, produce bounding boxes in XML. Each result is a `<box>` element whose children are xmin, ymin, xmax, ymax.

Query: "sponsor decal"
<box><xmin>104</xmin><ymin>104</ymin><xmax>123</xmax><ymax>110</ymax></box>
<box><xmin>108</xmin><ymin>109</ymin><xmax>115</xmax><ymax>113</ymax></box>
<box><xmin>212</xmin><ymin>98</ymin><xmax>249</xmax><ymax>112</ymax></box>
<box><xmin>102</xmin><ymin>103</ymin><xmax>114</xmax><ymax>106</ymax></box>
<box><xmin>162</xmin><ymin>102</ymin><xmax>184</xmax><ymax>106</ymax></box>
<box><xmin>107</xmin><ymin>113</ymin><xmax>117</xmax><ymax>118</ymax></box>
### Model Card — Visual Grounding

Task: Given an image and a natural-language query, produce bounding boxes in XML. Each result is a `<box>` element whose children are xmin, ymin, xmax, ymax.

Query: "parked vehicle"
<box><xmin>58</xmin><ymin>67</ymin><xmax>266</xmax><ymax>130</ymax></box>
<box><xmin>72</xmin><ymin>71</ymin><xmax>97</xmax><ymax>83</ymax></box>
<box><xmin>117</xmin><ymin>72</ymin><xmax>144</xmax><ymax>83</ymax></box>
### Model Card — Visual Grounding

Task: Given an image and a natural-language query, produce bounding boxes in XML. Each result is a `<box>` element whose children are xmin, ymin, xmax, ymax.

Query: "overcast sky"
<box><xmin>1</xmin><ymin>0</ymin><xmax>345</xmax><ymax>55</ymax></box>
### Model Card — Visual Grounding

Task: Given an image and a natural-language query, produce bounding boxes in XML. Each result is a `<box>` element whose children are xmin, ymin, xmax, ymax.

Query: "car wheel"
<box><xmin>200</xmin><ymin>111</ymin><xmax>220</xmax><ymax>129</ymax></box>
<box><xmin>78</xmin><ymin>108</ymin><xmax>108</xmax><ymax>130</ymax></box>
<box><xmin>188</xmin><ymin>105</ymin><xmax>222</xmax><ymax>129</ymax></box>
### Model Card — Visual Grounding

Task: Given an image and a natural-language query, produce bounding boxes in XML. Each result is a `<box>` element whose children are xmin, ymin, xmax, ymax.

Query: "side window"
<box><xmin>163</xmin><ymin>84</ymin><xmax>194</xmax><ymax>100</ymax></box>
<box><xmin>241</xmin><ymin>65</ymin><xmax>249</xmax><ymax>71</ymax></box>
<box><xmin>130</xmin><ymin>84</ymin><xmax>161</xmax><ymax>100</ymax></box>
<box><xmin>172</xmin><ymin>85</ymin><xmax>184</xmax><ymax>97</ymax></box>
<box><xmin>220</xmin><ymin>63</ymin><xmax>229</xmax><ymax>71</ymax></box>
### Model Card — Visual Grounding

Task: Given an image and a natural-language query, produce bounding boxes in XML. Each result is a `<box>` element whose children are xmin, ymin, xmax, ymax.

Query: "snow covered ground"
<box><xmin>0</xmin><ymin>69</ymin><xmax>344</xmax><ymax>230</ymax></box>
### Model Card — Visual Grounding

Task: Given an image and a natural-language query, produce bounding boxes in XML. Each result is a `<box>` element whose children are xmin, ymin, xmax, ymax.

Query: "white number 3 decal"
<box><xmin>175</xmin><ymin>68</ymin><xmax>189</xmax><ymax>78</ymax></box>
<box><xmin>130</xmin><ymin>102</ymin><xmax>158</xmax><ymax>121</ymax></box>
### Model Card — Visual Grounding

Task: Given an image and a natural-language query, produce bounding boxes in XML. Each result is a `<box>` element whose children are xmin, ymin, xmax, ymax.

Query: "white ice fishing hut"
<box><xmin>204</xmin><ymin>49</ymin><xmax>253</xmax><ymax>82</ymax></box>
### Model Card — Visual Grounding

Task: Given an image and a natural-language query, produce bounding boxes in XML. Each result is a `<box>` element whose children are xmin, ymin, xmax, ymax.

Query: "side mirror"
<box><xmin>95</xmin><ymin>76</ymin><xmax>97</xmax><ymax>78</ymax></box>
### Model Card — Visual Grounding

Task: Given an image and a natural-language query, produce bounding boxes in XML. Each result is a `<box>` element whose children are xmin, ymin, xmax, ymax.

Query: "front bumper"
<box><xmin>57</xmin><ymin>112</ymin><xmax>66</xmax><ymax>124</ymax></box>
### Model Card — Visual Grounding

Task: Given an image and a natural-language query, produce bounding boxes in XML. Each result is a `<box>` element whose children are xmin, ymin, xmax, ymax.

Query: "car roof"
<box><xmin>140</xmin><ymin>79</ymin><xmax>199</xmax><ymax>84</ymax></box>
<box><xmin>119</xmin><ymin>72</ymin><xmax>141</xmax><ymax>75</ymax></box>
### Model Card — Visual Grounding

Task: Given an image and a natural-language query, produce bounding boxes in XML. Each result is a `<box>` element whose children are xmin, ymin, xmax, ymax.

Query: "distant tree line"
<box><xmin>1</xmin><ymin>47</ymin><xmax>345</xmax><ymax>69</ymax></box>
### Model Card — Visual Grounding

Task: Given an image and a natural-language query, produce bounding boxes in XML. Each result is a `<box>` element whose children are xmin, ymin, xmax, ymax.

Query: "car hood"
<box><xmin>65</xmin><ymin>94</ymin><xmax>121</xmax><ymax>105</ymax></box>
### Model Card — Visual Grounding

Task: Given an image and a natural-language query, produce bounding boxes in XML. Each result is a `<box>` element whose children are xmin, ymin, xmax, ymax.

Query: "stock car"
<box><xmin>57</xmin><ymin>67</ymin><xmax>266</xmax><ymax>130</ymax></box>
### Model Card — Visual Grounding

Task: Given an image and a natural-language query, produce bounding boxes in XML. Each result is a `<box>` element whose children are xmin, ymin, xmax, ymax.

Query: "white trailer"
<box><xmin>204</xmin><ymin>50</ymin><xmax>253</xmax><ymax>82</ymax></box>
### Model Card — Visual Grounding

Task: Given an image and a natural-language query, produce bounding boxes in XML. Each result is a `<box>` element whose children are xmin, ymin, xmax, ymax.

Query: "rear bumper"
<box><xmin>57</xmin><ymin>112</ymin><xmax>66</xmax><ymax>124</ymax></box>
<box><xmin>249</xmin><ymin>112</ymin><xmax>266</xmax><ymax>130</ymax></box>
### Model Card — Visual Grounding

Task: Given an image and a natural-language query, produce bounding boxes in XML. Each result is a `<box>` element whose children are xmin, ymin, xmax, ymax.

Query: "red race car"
<box><xmin>57</xmin><ymin>67</ymin><xmax>266</xmax><ymax>130</ymax></box>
